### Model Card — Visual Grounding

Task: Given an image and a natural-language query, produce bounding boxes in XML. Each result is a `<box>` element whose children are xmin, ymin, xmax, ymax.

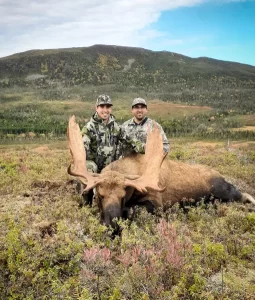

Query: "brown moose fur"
<box><xmin>103</xmin><ymin>154</ymin><xmax>222</xmax><ymax>209</ymax></box>
<box><xmin>67</xmin><ymin>115</ymin><xmax>255</xmax><ymax>226</ymax></box>
<box><xmin>96</xmin><ymin>171</ymin><xmax>127</xmax><ymax>210</ymax></box>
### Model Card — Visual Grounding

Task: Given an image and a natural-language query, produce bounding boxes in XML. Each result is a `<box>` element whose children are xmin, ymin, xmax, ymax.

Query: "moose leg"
<box><xmin>210</xmin><ymin>177</ymin><xmax>242</xmax><ymax>202</ymax></box>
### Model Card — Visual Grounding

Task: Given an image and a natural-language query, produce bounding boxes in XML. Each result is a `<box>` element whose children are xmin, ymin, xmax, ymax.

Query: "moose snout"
<box><xmin>103</xmin><ymin>203</ymin><xmax>122</xmax><ymax>228</ymax></box>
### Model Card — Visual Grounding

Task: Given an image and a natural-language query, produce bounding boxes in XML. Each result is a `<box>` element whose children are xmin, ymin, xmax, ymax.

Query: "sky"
<box><xmin>1</xmin><ymin>0</ymin><xmax>255</xmax><ymax>66</ymax></box>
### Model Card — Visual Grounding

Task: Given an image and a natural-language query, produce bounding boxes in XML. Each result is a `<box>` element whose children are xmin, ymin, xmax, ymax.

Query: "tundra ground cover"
<box><xmin>1</xmin><ymin>86</ymin><xmax>255</xmax><ymax>141</ymax></box>
<box><xmin>0</xmin><ymin>139</ymin><xmax>255</xmax><ymax>299</ymax></box>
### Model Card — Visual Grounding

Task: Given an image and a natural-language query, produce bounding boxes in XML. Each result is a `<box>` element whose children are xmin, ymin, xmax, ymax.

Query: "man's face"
<box><xmin>96</xmin><ymin>104</ymin><xmax>112</xmax><ymax>121</ymax></box>
<box><xmin>132</xmin><ymin>104</ymin><xmax>147</xmax><ymax>121</ymax></box>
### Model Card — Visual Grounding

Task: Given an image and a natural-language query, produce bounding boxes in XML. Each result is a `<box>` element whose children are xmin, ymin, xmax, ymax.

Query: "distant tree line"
<box><xmin>1</xmin><ymin>106</ymin><xmax>254</xmax><ymax>141</ymax></box>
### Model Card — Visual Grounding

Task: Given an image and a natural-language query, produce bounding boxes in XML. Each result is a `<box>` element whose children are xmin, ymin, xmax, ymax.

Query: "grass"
<box><xmin>0</xmin><ymin>84</ymin><xmax>254</xmax><ymax>298</ymax></box>
<box><xmin>1</xmin><ymin>86</ymin><xmax>254</xmax><ymax>142</ymax></box>
<box><xmin>0</xmin><ymin>137</ymin><xmax>255</xmax><ymax>299</ymax></box>
<box><xmin>239</xmin><ymin>114</ymin><xmax>255</xmax><ymax>126</ymax></box>
<box><xmin>1</xmin><ymin>48</ymin><xmax>254</xmax><ymax>297</ymax></box>
<box><xmin>143</xmin><ymin>100</ymin><xmax>213</xmax><ymax>120</ymax></box>
<box><xmin>0</xmin><ymin>88</ymin><xmax>213</xmax><ymax>120</ymax></box>
<box><xmin>227</xmin><ymin>114</ymin><xmax>255</xmax><ymax>128</ymax></box>
<box><xmin>232</xmin><ymin>126</ymin><xmax>255</xmax><ymax>132</ymax></box>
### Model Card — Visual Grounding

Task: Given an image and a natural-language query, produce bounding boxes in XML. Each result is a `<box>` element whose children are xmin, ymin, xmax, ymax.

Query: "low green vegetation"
<box><xmin>0</xmin><ymin>85</ymin><xmax>255</xmax><ymax>143</ymax></box>
<box><xmin>0</xmin><ymin>45</ymin><xmax>255</xmax><ymax>298</ymax></box>
<box><xmin>0</xmin><ymin>140</ymin><xmax>255</xmax><ymax>299</ymax></box>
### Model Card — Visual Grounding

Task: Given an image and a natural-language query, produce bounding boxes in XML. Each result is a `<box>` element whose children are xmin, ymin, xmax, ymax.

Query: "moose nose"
<box><xmin>103</xmin><ymin>204</ymin><xmax>122</xmax><ymax>227</ymax></box>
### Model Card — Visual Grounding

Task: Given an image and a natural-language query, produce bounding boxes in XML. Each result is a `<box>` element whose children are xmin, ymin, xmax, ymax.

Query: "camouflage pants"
<box><xmin>76</xmin><ymin>160</ymin><xmax>98</xmax><ymax>206</ymax></box>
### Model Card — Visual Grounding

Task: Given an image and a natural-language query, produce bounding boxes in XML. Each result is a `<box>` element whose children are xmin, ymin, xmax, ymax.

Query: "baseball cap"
<box><xmin>132</xmin><ymin>97</ymin><xmax>147</xmax><ymax>108</ymax></box>
<box><xmin>96</xmin><ymin>94</ymin><xmax>113</xmax><ymax>106</ymax></box>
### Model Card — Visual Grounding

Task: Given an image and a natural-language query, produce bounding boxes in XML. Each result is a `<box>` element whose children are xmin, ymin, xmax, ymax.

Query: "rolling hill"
<box><xmin>1</xmin><ymin>44</ymin><xmax>255</xmax><ymax>85</ymax></box>
<box><xmin>0</xmin><ymin>45</ymin><xmax>254</xmax><ymax>138</ymax></box>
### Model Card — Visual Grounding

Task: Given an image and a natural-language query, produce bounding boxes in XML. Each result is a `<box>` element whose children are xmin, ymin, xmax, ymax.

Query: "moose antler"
<box><xmin>125</xmin><ymin>122</ymin><xmax>167</xmax><ymax>193</ymax></box>
<box><xmin>67</xmin><ymin>115</ymin><xmax>102</xmax><ymax>192</ymax></box>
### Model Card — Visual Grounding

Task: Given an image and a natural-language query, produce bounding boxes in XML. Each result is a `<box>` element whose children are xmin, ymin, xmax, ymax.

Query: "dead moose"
<box><xmin>67</xmin><ymin>116</ymin><xmax>255</xmax><ymax>228</ymax></box>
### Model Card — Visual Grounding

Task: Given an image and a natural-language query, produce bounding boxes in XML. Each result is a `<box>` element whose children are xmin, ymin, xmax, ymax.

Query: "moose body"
<box><xmin>99</xmin><ymin>154</ymin><xmax>250</xmax><ymax>222</ymax></box>
<box><xmin>67</xmin><ymin>116</ymin><xmax>255</xmax><ymax>228</ymax></box>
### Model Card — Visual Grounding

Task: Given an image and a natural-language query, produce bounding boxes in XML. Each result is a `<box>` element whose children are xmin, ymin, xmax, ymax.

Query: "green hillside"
<box><xmin>1</xmin><ymin>44</ymin><xmax>255</xmax><ymax>110</ymax></box>
<box><xmin>0</xmin><ymin>45</ymin><xmax>255</xmax><ymax>140</ymax></box>
<box><xmin>0</xmin><ymin>44</ymin><xmax>254</xmax><ymax>85</ymax></box>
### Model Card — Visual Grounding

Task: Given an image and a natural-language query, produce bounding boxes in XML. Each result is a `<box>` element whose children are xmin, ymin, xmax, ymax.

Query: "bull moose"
<box><xmin>67</xmin><ymin>116</ymin><xmax>255</xmax><ymax>228</ymax></box>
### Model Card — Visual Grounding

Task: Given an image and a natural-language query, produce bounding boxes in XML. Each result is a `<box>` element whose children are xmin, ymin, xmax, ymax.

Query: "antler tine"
<box><xmin>67</xmin><ymin>115</ymin><xmax>101</xmax><ymax>192</ymax></box>
<box><xmin>125</xmin><ymin>121</ymin><xmax>167</xmax><ymax>193</ymax></box>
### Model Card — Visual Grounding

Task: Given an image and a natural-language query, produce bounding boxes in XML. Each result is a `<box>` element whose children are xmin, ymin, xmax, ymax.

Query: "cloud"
<box><xmin>0</xmin><ymin>0</ymin><xmax>249</xmax><ymax>57</ymax></box>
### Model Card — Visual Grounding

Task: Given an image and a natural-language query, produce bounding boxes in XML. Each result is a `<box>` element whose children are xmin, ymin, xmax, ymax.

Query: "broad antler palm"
<box><xmin>124</xmin><ymin>122</ymin><xmax>167</xmax><ymax>193</ymax></box>
<box><xmin>67</xmin><ymin>115</ymin><xmax>102</xmax><ymax>192</ymax></box>
<box><xmin>67</xmin><ymin>116</ymin><xmax>166</xmax><ymax>194</ymax></box>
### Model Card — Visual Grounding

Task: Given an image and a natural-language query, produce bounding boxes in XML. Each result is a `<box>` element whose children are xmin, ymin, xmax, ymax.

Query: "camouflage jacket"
<box><xmin>120</xmin><ymin>117</ymin><xmax>170</xmax><ymax>156</ymax></box>
<box><xmin>81</xmin><ymin>113</ymin><xmax>121</xmax><ymax>172</ymax></box>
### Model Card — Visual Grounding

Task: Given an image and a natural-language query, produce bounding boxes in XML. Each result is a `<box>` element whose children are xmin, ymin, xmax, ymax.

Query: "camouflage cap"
<box><xmin>132</xmin><ymin>97</ymin><xmax>147</xmax><ymax>108</ymax></box>
<box><xmin>96</xmin><ymin>94</ymin><xmax>113</xmax><ymax>106</ymax></box>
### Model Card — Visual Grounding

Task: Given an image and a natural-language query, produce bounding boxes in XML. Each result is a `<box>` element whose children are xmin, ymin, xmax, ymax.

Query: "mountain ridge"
<box><xmin>0</xmin><ymin>45</ymin><xmax>254</xmax><ymax>107</ymax></box>
<box><xmin>1</xmin><ymin>44</ymin><xmax>254</xmax><ymax>68</ymax></box>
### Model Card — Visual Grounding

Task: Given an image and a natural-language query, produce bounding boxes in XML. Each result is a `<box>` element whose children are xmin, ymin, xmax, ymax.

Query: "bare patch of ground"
<box><xmin>148</xmin><ymin>101</ymin><xmax>213</xmax><ymax>119</ymax></box>
<box><xmin>192</xmin><ymin>140</ymin><xmax>255</xmax><ymax>150</ymax></box>
<box><xmin>0</xmin><ymin>194</ymin><xmax>32</xmax><ymax>214</ymax></box>
<box><xmin>192</xmin><ymin>141</ymin><xmax>222</xmax><ymax>149</ymax></box>
<box><xmin>123</xmin><ymin>58</ymin><xmax>135</xmax><ymax>71</ymax></box>
<box><xmin>0</xmin><ymin>180</ymin><xmax>76</xmax><ymax>215</ymax></box>
<box><xmin>237</xmin><ymin>114</ymin><xmax>255</xmax><ymax>126</ymax></box>
<box><xmin>26</xmin><ymin>74</ymin><xmax>48</xmax><ymax>80</ymax></box>
<box><xmin>230</xmin><ymin>141</ymin><xmax>255</xmax><ymax>148</ymax></box>
<box><xmin>32</xmin><ymin>146</ymin><xmax>50</xmax><ymax>153</ymax></box>
<box><xmin>232</xmin><ymin>126</ymin><xmax>255</xmax><ymax>132</ymax></box>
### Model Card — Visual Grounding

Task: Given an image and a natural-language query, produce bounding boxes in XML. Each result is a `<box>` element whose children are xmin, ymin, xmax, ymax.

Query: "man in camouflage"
<box><xmin>120</xmin><ymin>97</ymin><xmax>169</xmax><ymax>156</ymax></box>
<box><xmin>77</xmin><ymin>94</ymin><xmax>121</xmax><ymax>205</ymax></box>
